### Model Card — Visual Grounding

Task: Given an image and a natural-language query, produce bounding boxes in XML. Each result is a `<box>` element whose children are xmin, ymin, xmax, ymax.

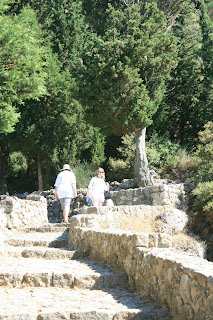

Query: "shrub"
<box><xmin>108</xmin><ymin>157</ymin><xmax>134</xmax><ymax>182</ymax></box>
<box><xmin>7</xmin><ymin>151</ymin><xmax>28</xmax><ymax>177</ymax></box>
<box><xmin>7</xmin><ymin>152</ymin><xmax>34</xmax><ymax>194</ymax></box>
<box><xmin>146</xmin><ymin>133</ymin><xmax>181</xmax><ymax>170</ymax></box>
<box><xmin>192</xmin><ymin>181</ymin><xmax>213</xmax><ymax>214</ymax></box>
<box><xmin>107</xmin><ymin>133</ymin><xmax>135</xmax><ymax>182</ymax></box>
<box><xmin>160</xmin><ymin>149</ymin><xmax>200</xmax><ymax>179</ymax></box>
<box><xmin>194</xmin><ymin>121</ymin><xmax>213</xmax><ymax>183</ymax></box>
<box><xmin>72</xmin><ymin>162</ymin><xmax>97</xmax><ymax>189</ymax></box>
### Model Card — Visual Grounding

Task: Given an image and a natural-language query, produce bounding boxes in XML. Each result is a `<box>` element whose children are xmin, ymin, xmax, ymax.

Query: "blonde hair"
<box><xmin>97</xmin><ymin>167</ymin><xmax>105</xmax><ymax>180</ymax></box>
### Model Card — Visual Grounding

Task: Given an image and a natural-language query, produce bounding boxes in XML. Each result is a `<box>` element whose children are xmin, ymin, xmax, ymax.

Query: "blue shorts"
<box><xmin>59</xmin><ymin>197</ymin><xmax>72</xmax><ymax>209</ymax></box>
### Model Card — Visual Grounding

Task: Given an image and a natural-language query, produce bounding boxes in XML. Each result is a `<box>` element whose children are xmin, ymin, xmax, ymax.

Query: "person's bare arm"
<box><xmin>55</xmin><ymin>187</ymin><xmax>58</xmax><ymax>200</ymax></box>
<box><xmin>72</xmin><ymin>183</ymin><xmax>77</xmax><ymax>198</ymax></box>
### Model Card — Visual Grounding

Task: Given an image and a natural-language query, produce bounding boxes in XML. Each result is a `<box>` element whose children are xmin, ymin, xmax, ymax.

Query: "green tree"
<box><xmin>0</xmin><ymin>6</ymin><xmax>47</xmax><ymax>134</ymax></box>
<box><xmin>152</xmin><ymin>3</ymin><xmax>203</xmax><ymax>144</ymax></box>
<box><xmin>3</xmin><ymin>0</ymin><xmax>107</xmax><ymax>192</ymax></box>
<box><xmin>11</xmin><ymin>55</ymin><xmax>106</xmax><ymax>192</ymax></box>
<box><xmin>193</xmin><ymin>122</ymin><xmax>213</xmax><ymax>215</ymax></box>
<box><xmin>199</xmin><ymin>0</ymin><xmax>213</xmax><ymax>125</ymax></box>
<box><xmin>81</xmin><ymin>0</ymin><xmax>187</xmax><ymax>34</ymax></box>
<box><xmin>78</xmin><ymin>3</ymin><xmax>178</xmax><ymax>186</ymax></box>
<box><xmin>0</xmin><ymin>5</ymin><xmax>50</xmax><ymax>194</ymax></box>
<box><xmin>151</xmin><ymin>0</ymin><xmax>213</xmax><ymax>145</ymax></box>
<box><xmin>195</xmin><ymin>121</ymin><xmax>213</xmax><ymax>182</ymax></box>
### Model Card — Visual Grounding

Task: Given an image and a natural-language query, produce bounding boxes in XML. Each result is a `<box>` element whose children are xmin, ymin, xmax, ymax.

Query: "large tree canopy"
<box><xmin>78</xmin><ymin>3</ymin><xmax>177</xmax><ymax>134</ymax></box>
<box><xmin>0</xmin><ymin>0</ymin><xmax>107</xmax><ymax>193</ymax></box>
<box><xmin>77</xmin><ymin>3</ymin><xmax>178</xmax><ymax>186</ymax></box>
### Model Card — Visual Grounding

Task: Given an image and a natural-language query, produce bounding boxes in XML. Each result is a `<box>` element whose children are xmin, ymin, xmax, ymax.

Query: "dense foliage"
<box><xmin>0</xmin><ymin>6</ymin><xmax>48</xmax><ymax>134</ymax></box>
<box><xmin>77</xmin><ymin>3</ymin><xmax>178</xmax><ymax>135</ymax></box>
<box><xmin>0</xmin><ymin>0</ymin><xmax>212</xmax><ymax>214</ymax></box>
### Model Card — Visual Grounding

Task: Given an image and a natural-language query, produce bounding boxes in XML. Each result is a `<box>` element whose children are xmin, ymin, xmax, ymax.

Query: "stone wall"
<box><xmin>81</xmin><ymin>204</ymin><xmax>189</xmax><ymax>234</ymax></box>
<box><xmin>0</xmin><ymin>195</ymin><xmax>48</xmax><ymax>230</ymax></box>
<box><xmin>68</xmin><ymin>215</ymin><xmax>213</xmax><ymax>320</ymax></box>
<box><xmin>106</xmin><ymin>183</ymin><xmax>188</xmax><ymax>209</ymax></box>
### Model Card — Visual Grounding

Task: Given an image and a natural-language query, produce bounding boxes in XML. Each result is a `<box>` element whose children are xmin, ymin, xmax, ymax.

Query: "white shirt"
<box><xmin>54</xmin><ymin>170</ymin><xmax>76</xmax><ymax>199</ymax></box>
<box><xmin>88</xmin><ymin>176</ymin><xmax>108</xmax><ymax>200</ymax></box>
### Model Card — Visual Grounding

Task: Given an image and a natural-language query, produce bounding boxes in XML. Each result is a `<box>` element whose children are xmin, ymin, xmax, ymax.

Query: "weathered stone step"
<box><xmin>0</xmin><ymin>257</ymin><xmax>128</xmax><ymax>290</ymax></box>
<box><xmin>6</xmin><ymin>246</ymin><xmax>89</xmax><ymax>260</ymax></box>
<box><xmin>24</xmin><ymin>223</ymin><xmax>69</xmax><ymax>233</ymax></box>
<box><xmin>0</xmin><ymin>287</ymin><xmax>172</xmax><ymax>319</ymax></box>
<box><xmin>6</xmin><ymin>232</ymin><xmax>69</xmax><ymax>248</ymax></box>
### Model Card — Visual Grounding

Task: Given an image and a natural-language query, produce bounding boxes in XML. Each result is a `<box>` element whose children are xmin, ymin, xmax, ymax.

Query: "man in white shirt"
<box><xmin>54</xmin><ymin>164</ymin><xmax>77</xmax><ymax>223</ymax></box>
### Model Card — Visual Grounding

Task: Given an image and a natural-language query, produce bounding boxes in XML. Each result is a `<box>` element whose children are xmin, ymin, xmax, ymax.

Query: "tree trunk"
<box><xmin>134</xmin><ymin>128</ymin><xmax>153</xmax><ymax>187</ymax></box>
<box><xmin>0</xmin><ymin>144</ymin><xmax>9</xmax><ymax>194</ymax></box>
<box><xmin>37</xmin><ymin>152</ymin><xmax>43</xmax><ymax>191</ymax></box>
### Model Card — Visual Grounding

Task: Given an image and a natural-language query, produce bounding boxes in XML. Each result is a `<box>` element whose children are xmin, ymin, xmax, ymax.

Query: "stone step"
<box><xmin>0</xmin><ymin>257</ymin><xmax>128</xmax><ymax>290</ymax></box>
<box><xmin>6</xmin><ymin>246</ymin><xmax>89</xmax><ymax>260</ymax></box>
<box><xmin>24</xmin><ymin>223</ymin><xmax>69</xmax><ymax>233</ymax></box>
<box><xmin>6</xmin><ymin>231</ymin><xmax>69</xmax><ymax>248</ymax></box>
<box><xmin>0</xmin><ymin>287</ymin><xmax>172</xmax><ymax>320</ymax></box>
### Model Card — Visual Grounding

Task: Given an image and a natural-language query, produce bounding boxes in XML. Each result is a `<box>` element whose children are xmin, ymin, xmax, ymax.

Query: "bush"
<box><xmin>194</xmin><ymin>121</ymin><xmax>213</xmax><ymax>184</ymax></box>
<box><xmin>107</xmin><ymin>133</ymin><xmax>135</xmax><ymax>182</ymax></box>
<box><xmin>146</xmin><ymin>133</ymin><xmax>181</xmax><ymax>170</ymax></box>
<box><xmin>72</xmin><ymin>162</ymin><xmax>97</xmax><ymax>189</ymax></box>
<box><xmin>108</xmin><ymin>158</ymin><xmax>134</xmax><ymax>182</ymax></box>
<box><xmin>192</xmin><ymin>181</ymin><xmax>213</xmax><ymax>214</ymax></box>
<box><xmin>7</xmin><ymin>152</ymin><xmax>34</xmax><ymax>194</ymax></box>
<box><xmin>7</xmin><ymin>151</ymin><xmax>28</xmax><ymax>177</ymax></box>
<box><xmin>160</xmin><ymin>149</ymin><xmax>200</xmax><ymax>179</ymax></box>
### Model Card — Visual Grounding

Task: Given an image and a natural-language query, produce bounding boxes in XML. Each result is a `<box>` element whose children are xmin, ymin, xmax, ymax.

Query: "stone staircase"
<box><xmin>0</xmin><ymin>223</ymin><xmax>172</xmax><ymax>319</ymax></box>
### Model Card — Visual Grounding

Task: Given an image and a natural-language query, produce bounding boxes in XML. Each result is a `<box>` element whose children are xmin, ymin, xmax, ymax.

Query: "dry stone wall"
<box><xmin>106</xmin><ymin>183</ymin><xmax>188</xmax><ymax>209</ymax></box>
<box><xmin>68</xmin><ymin>214</ymin><xmax>213</xmax><ymax>320</ymax></box>
<box><xmin>0</xmin><ymin>195</ymin><xmax>48</xmax><ymax>230</ymax></box>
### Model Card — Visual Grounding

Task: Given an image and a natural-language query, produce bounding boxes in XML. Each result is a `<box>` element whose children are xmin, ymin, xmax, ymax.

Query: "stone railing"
<box><xmin>106</xmin><ymin>183</ymin><xmax>188</xmax><ymax>210</ymax></box>
<box><xmin>68</xmin><ymin>214</ymin><xmax>213</xmax><ymax>320</ymax></box>
<box><xmin>0</xmin><ymin>195</ymin><xmax>48</xmax><ymax>230</ymax></box>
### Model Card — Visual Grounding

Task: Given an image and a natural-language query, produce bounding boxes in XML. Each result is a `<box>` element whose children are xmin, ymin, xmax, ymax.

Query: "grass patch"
<box><xmin>172</xmin><ymin>233</ymin><xmax>200</xmax><ymax>251</ymax></box>
<box><xmin>99</xmin><ymin>215</ymin><xmax>156</xmax><ymax>233</ymax></box>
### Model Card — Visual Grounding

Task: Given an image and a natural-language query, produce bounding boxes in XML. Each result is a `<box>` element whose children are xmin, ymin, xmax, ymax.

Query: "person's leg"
<box><xmin>63</xmin><ymin>198</ymin><xmax>71</xmax><ymax>223</ymax></box>
<box><xmin>98</xmin><ymin>199</ymin><xmax>103</xmax><ymax>206</ymax></box>
<box><xmin>63</xmin><ymin>206</ymin><xmax>69</xmax><ymax>223</ymax></box>
<box><xmin>92</xmin><ymin>200</ymin><xmax>99</xmax><ymax>207</ymax></box>
<box><xmin>59</xmin><ymin>198</ymin><xmax>64</xmax><ymax>221</ymax></box>
<box><xmin>92</xmin><ymin>196</ymin><xmax>103</xmax><ymax>207</ymax></box>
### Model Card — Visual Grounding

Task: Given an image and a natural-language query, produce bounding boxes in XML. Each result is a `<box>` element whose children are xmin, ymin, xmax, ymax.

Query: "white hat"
<box><xmin>61</xmin><ymin>164</ymin><xmax>70</xmax><ymax>171</ymax></box>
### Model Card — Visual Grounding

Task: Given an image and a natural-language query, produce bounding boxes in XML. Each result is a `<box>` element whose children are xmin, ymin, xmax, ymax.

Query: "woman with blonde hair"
<box><xmin>87</xmin><ymin>168</ymin><xmax>109</xmax><ymax>207</ymax></box>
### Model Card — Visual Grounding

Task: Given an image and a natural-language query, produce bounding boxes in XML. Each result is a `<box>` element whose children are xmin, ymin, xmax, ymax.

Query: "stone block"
<box><xmin>152</xmin><ymin>199</ymin><xmax>161</xmax><ymax>206</ymax></box>
<box><xmin>160</xmin><ymin>191</ymin><xmax>169</xmax><ymax>198</ymax></box>
<box><xmin>149</xmin><ymin>233</ymin><xmax>158</xmax><ymax>247</ymax></box>
<box><xmin>161</xmin><ymin>208</ymin><xmax>188</xmax><ymax>234</ymax></box>
<box><xmin>180</xmin><ymin>273</ymin><xmax>191</xmax><ymax>304</ymax></box>
<box><xmin>134</xmin><ymin>234</ymin><xmax>149</xmax><ymax>248</ymax></box>
<box><xmin>81</xmin><ymin>207</ymin><xmax>98</xmax><ymax>215</ymax></box>
<box><xmin>151</xmin><ymin>194</ymin><xmax>161</xmax><ymax>203</ymax></box>
<box><xmin>105</xmin><ymin>199</ymin><xmax>114</xmax><ymax>207</ymax></box>
<box><xmin>98</xmin><ymin>207</ymin><xmax>109</xmax><ymax>215</ymax></box>
<box><xmin>151</xmin><ymin>185</ymin><xmax>160</xmax><ymax>192</ymax></box>
<box><xmin>160</xmin><ymin>184</ymin><xmax>169</xmax><ymax>192</ymax></box>
<box><xmin>158</xmin><ymin>234</ymin><xmax>172</xmax><ymax>248</ymax></box>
